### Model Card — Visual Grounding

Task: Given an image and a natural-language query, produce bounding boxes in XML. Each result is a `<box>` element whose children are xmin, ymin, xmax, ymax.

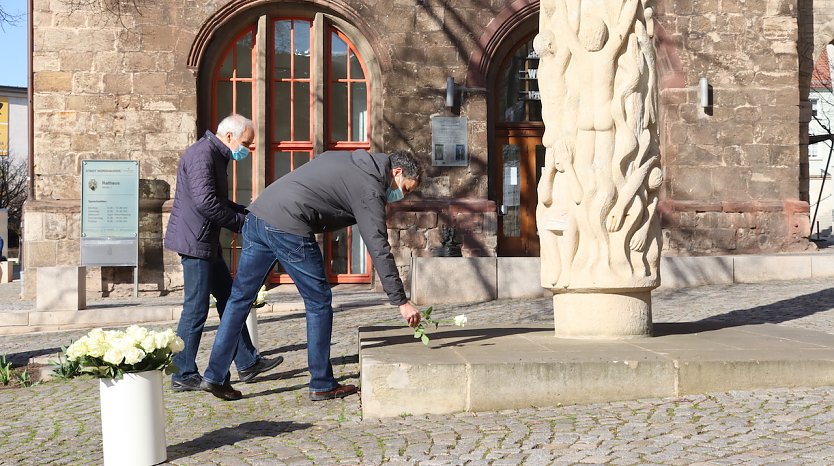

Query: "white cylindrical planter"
<box><xmin>246</xmin><ymin>308</ymin><xmax>259</xmax><ymax>351</ymax></box>
<box><xmin>99</xmin><ymin>370</ymin><xmax>167</xmax><ymax>466</ymax></box>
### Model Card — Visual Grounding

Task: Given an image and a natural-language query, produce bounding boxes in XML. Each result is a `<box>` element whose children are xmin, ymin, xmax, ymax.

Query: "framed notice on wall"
<box><xmin>81</xmin><ymin>160</ymin><xmax>140</xmax><ymax>267</ymax></box>
<box><xmin>431</xmin><ymin>116</ymin><xmax>468</xmax><ymax>167</ymax></box>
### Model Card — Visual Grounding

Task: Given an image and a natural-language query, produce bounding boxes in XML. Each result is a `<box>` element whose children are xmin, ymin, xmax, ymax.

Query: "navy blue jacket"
<box><xmin>164</xmin><ymin>131</ymin><xmax>246</xmax><ymax>260</ymax></box>
<box><xmin>248</xmin><ymin>150</ymin><xmax>407</xmax><ymax>306</ymax></box>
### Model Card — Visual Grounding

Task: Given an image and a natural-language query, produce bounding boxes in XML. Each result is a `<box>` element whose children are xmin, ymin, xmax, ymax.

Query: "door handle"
<box><xmin>497</xmin><ymin>204</ymin><xmax>508</xmax><ymax>216</ymax></box>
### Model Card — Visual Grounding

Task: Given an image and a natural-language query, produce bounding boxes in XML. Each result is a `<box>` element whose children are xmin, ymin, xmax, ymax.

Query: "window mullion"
<box><xmin>313</xmin><ymin>13</ymin><xmax>326</xmax><ymax>155</ymax></box>
<box><xmin>255</xmin><ymin>15</ymin><xmax>268</xmax><ymax>197</ymax></box>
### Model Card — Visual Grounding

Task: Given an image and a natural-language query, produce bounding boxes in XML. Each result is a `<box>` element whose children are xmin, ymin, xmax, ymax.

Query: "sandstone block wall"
<box><xmin>26</xmin><ymin>0</ymin><xmax>814</xmax><ymax>297</ymax></box>
<box><xmin>656</xmin><ymin>0</ymin><xmax>812</xmax><ymax>254</ymax></box>
<box><xmin>27</xmin><ymin>0</ymin><xmax>506</xmax><ymax>297</ymax></box>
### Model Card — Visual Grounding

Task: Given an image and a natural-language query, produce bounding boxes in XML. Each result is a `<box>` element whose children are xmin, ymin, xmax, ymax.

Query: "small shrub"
<box><xmin>0</xmin><ymin>355</ymin><xmax>12</xmax><ymax>385</ymax></box>
<box><xmin>15</xmin><ymin>369</ymin><xmax>34</xmax><ymax>388</ymax></box>
<box><xmin>49</xmin><ymin>347</ymin><xmax>81</xmax><ymax>379</ymax></box>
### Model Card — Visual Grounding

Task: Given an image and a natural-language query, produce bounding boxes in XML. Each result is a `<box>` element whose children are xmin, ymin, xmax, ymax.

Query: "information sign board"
<box><xmin>431</xmin><ymin>116</ymin><xmax>468</xmax><ymax>167</ymax></box>
<box><xmin>81</xmin><ymin>160</ymin><xmax>139</xmax><ymax>267</ymax></box>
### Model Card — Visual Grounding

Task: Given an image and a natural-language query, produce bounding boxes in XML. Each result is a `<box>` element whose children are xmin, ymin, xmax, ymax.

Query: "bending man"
<box><xmin>201</xmin><ymin>149</ymin><xmax>423</xmax><ymax>401</ymax></box>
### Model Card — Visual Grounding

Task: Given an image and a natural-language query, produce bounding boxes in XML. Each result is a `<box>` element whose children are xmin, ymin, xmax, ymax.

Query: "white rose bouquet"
<box><xmin>65</xmin><ymin>326</ymin><xmax>185</xmax><ymax>379</ymax></box>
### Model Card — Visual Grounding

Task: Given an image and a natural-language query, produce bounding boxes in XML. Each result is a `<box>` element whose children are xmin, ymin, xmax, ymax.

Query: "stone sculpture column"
<box><xmin>535</xmin><ymin>0</ymin><xmax>661</xmax><ymax>338</ymax></box>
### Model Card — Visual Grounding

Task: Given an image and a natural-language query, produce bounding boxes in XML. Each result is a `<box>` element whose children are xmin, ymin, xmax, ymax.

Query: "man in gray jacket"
<box><xmin>201</xmin><ymin>149</ymin><xmax>423</xmax><ymax>401</ymax></box>
<box><xmin>164</xmin><ymin>114</ymin><xmax>282</xmax><ymax>392</ymax></box>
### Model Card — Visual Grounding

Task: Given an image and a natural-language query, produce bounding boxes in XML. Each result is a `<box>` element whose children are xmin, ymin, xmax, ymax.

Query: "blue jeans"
<box><xmin>173</xmin><ymin>254</ymin><xmax>259</xmax><ymax>383</ymax></box>
<box><xmin>204</xmin><ymin>213</ymin><xmax>336</xmax><ymax>392</ymax></box>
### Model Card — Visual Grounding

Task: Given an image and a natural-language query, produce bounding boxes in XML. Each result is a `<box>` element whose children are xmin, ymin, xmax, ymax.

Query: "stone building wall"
<box><xmin>25</xmin><ymin>0</ymin><xmax>817</xmax><ymax>297</ymax></box>
<box><xmin>26</xmin><ymin>0</ymin><xmax>198</xmax><ymax>297</ymax></box>
<box><xmin>655</xmin><ymin>0</ymin><xmax>812</xmax><ymax>254</ymax></box>
<box><xmin>25</xmin><ymin>0</ymin><xmax>506</xmax><ymax>297</ymax></box>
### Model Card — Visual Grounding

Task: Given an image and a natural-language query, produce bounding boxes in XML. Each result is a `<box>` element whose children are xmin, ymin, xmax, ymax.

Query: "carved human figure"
<box><xmin>537</xmin><ymin>141</ymin><xmax>582</xmax><ymax>288</ymax></box>
<box><xmin>536</xmin><ymin>0</ymin><xmax>661</xmax><ymax>290</ymax></box>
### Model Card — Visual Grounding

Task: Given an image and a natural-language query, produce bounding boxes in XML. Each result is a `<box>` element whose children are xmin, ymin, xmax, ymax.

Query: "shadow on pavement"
<box><xmin>359</xmin><ymin>326</ymin><xmax>545</xmax><ymax>349</ymax></box>
<box><xmin>246</xmin><ymin>373</ymin><xmax>357</xmax><ymax>399</ymax></box>
<box><xmin>166</xmin><ymin>420</ymin><xmax>312</xmax><ymax>461</ymax></box>
<box><xmin>688</xmin><ymin>285</ymin><xmax>834</xmax><ymax>330</ymax></box>
<box><xmin>7</xmin><ymin>347</ymin><xmax>62</xmax><ymax>365</ymax></box>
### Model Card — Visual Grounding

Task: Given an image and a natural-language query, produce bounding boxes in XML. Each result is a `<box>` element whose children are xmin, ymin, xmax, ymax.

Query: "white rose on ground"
<box><xmin>453</xmin><ymin>314</ymin><xmax>468</xmax><ymax>326</ymax></box>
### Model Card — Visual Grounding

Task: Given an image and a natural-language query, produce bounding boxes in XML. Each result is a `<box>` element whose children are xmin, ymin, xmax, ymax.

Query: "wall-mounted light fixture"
<box><xmin>445</xmin><ymin>77</ymin><xmax>456</xmax><ymax>108</ymax></box>
<box><xmin>699</xmin><ymin>77</ymin><xmax>710</xmax><ymax>109</ymax></box>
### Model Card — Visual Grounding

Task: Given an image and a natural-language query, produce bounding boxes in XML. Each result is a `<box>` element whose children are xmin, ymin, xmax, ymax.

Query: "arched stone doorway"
<box><xmin>190</xmin><ymin>2</ymin><xmax>385</xmax><ymax>285</ymax></box>
<box><xmin>472</xmin><ymin>1</ymin><xmax>541</xmax><ymax>256</ymax></box>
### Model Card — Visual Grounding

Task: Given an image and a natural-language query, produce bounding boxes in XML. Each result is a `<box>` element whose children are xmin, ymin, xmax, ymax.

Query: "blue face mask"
<box><xmin>386</xmin><ymin>187</ymin><xmax>404</xmax><ymax>203</ymax></box>
<box><xmin>231</xmin><ymin>145</ymin><xmax>250</xmax><ymax>161</ymax></box>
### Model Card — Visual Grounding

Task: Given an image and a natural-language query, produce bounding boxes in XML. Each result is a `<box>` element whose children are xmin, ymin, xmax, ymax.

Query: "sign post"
<box><xmin>81</xmin><ymin>160</ymin><xmax>140</xmax><ymax>297</ymax></box>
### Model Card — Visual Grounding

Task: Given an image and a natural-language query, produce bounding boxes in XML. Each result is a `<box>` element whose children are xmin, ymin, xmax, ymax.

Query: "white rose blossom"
<box><xmin>168</xmin><ymin>336</ymin><xmax>185</xmax><ymax>353</ymax></box>
<box><xmin>102</xmin><ymin>347</ymin><xmax>125</xmax><ymax>365</ymax></box>
<box><xmin>453</xmin><ymin>314</ymin><xmax>468</xmax><ymax>326</ymax></box>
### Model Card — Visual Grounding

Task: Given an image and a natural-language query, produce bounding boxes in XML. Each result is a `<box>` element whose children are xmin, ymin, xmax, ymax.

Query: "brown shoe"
<box><xmin>200</xmin><ymin>380</ymin><xmax>243</xmax><ymax>401</ymax></box>
<box><xmin>309</xmin><ymin>384</ymin><xmax>358</xmax><ymax>401</ymax></box>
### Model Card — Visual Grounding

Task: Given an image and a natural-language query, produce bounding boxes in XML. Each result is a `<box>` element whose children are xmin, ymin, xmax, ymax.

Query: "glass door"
<box><xmin>495</xmin><ymin>35</ymin><xmax>545</xmax><ymax>256</ymax></box>
<box><xmin>212</xmin><ymin>15</ymin><xmax>374</xmax><ymax>284</ymax></box>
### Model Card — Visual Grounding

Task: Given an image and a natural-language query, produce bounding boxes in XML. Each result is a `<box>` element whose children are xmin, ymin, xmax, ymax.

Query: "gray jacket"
<box><xmin>248</xmin><ymin>149</ymin><xmax>407</xmax><ymax>306</ymax></box>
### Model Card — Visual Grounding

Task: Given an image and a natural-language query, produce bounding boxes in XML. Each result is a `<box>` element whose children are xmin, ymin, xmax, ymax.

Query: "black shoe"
<box><xmin>200</xmin><ymin>380</ymin><xmax>242</xmax><ymax>401</ymax></box>
<box><xmin>171</xmin><ymin>376</ymin><xmax>203</xmax><ymax>392</ymax></box>
<box><xmin>309</xmin><ymin>384</ymin><xmax>358</xmax><ymax>401</ymax></box>
<box><xmin>237</xmin><ymin>356</ymin><xmax>284</xmax><ymax>383</ymax></box>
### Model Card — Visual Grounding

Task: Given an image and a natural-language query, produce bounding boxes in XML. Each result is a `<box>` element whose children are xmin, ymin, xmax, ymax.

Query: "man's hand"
<box><xmin>399</xmin><ymin>302</ymin><xmax>421</xmax><ymax>327</ymax></box>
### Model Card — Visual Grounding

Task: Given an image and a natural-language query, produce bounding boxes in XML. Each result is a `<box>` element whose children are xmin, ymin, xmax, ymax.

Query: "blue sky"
<box><xmin>0</xmin><ymin>0</ymin><xmax>28</xmax><ymax>88</ymax></box>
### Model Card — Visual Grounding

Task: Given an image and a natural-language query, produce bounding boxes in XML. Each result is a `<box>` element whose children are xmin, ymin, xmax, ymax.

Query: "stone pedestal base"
<box><xmin>37</xmin><ymin>266</ymin><xmax>86</xmax><ymax>311</ymax></box>
<box><xmin>553</xmin><ymin>290</ymin><xmax>652</xmax><ymax>338</ymax></box>
<box><xmin>0</xmin><ymin>262</ymin><xmax>11</xmax><ymax>284</ymax></box>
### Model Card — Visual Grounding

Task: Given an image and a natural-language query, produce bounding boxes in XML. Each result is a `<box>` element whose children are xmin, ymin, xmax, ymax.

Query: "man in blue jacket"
<box><xmin>164</xmin><ymin>114</ymin><xmax>282</xmax><ymax>392</ymax></box>
<box><xmin>201</xmin><ymin>149</ymin><xmax>423</xmax><ymax>401</ymax></box>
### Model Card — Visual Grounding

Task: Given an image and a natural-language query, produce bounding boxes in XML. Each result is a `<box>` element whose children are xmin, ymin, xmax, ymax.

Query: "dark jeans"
<box><xmin>204</xmin><ymin>213</ymin><xmax>337</xmax><ymax>392</ymax></box>
<box><xmin>173</xmin><ymin>254</ymin><xmax>259</xmax><ymax>382</ymax></box>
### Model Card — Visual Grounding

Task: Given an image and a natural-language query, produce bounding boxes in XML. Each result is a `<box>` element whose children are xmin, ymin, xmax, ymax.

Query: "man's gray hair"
<box><xmin>217</xmin><ymin>114</ymin><xmax>254</xmax><ymax>138</ymax></box>
<box><xmin>390</xmin><ymin>150</ymin><xmax>423</xmax><ymax>183</ymax></box>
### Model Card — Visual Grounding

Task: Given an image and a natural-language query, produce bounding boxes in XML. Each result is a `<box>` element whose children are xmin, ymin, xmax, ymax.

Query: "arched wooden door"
<box><xmin>494</xmin><ymin>34</ymin><xmax>545</xmax><ymax>257</ymax></box>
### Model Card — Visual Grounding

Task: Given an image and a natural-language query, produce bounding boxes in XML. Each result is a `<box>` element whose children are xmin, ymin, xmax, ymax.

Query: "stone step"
<box><xmin>409</xmin><ymin>252</ymin><xmax>834</xmax><ymax>305</ymax></box>
<box><xmin>358</xmin><ymin>323</ymin><xmax>834</xmax><ymax>418</ymax></box>
<box><xmin>0</xmin><ymin>301</ymin><xmax>314</xmax><ymax>335</ymax></box>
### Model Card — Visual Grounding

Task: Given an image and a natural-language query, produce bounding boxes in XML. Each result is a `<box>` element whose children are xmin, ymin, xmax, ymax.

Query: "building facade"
<box><xmin>22</xmin><ymin>0</ymin><xmax>823</xmax><ymax>297</ymax></box>
<box><xmin>0</xmin><ymin>85</ymin><xmax>28</xmax><ymax>255</ymax></box>
<box><xmin>808</xmin><ymin>45</ymin><xmax>833</xmax><ymax>238</ymax></box>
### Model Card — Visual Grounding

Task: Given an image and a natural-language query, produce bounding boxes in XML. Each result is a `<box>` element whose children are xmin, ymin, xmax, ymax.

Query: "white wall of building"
<box><xmin>808</xmin><ymin>44</ymin><xmax>834</xmax><ymax>238</ymax></box>
<box><xmin>0</xmin><ymin>86</ymin><xmax>28</xmax><ymax>166</ymax></box>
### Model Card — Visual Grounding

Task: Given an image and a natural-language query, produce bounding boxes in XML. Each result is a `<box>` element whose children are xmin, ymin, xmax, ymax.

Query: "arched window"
<box><xmin>497</xmin><ymin>36</ymin><xmax>542</xmax><ymax>124</ymax></box>
<box><xmin>208</xmin><ymin>13</ymin><xmax>374</xmax><ymax>284</ymax></box>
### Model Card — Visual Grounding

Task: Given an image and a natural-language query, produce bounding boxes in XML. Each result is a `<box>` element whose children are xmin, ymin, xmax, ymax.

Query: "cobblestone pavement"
<box><xmin>3</xmin><ymin>278</ymin><xmax>834</xmax><ymax>465</ymax></box>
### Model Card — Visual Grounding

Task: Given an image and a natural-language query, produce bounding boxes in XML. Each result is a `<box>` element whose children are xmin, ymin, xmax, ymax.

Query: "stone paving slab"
<box><xmin>3</xmin><ymin>278</ymin><xmax>834</xmax><ymax>463</ymax></box>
